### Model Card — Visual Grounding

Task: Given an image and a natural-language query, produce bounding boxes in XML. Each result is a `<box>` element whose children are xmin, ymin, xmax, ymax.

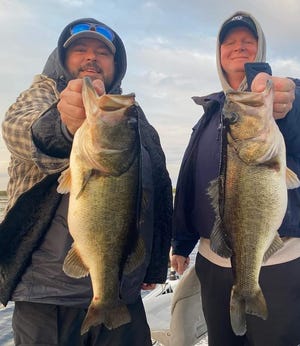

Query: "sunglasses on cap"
<box><xmin>70</xmin><ymin>23</ymin><xmax>115</xmax><ymax>42</ymax></box>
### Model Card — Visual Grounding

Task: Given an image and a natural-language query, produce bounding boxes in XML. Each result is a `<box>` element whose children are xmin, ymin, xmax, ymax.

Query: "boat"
<box><xmin>143</xmin><ymin>265</ymin><xmax>207</xmax><ymax>346</ymax></box>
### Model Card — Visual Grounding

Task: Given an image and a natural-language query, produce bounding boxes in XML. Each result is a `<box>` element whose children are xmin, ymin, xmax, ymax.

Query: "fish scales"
<box><xmin>57</xmin><ymin>77</ymin><xmax>145</xmax><ymax>334</ymax></box>
<box><xmin>208</xmin><ymin>80</ymin><xmax>300</xmax><ymax>335</ymax></box>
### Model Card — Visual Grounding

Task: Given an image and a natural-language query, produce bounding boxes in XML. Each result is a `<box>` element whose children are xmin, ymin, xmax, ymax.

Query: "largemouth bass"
<box><xmin>208</xmin><ymin>80</ymin><xmax>300</xmax><ymax>335</ymax></box>
<box><xmin>57</xmin><ymin>77</ymin><xmax>145</xmax><ymax>334</ymax></box>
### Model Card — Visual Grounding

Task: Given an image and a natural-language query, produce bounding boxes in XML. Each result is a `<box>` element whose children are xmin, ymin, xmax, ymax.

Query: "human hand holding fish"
<box><xmin>141</xmin><ymin>283</ymin><xmax>156</xmax><ymax>290</ymax></box>
<box><xmin>251</xmin><ymin>72</ymin><xmax>295</xmax><ymax>119</ymax></box>
<box><xmin>170</xmin><ymin>254</ymin><xmax>190</xmax><ymax>275</ymax></box>
<box><xmin>58</xmin><ymin>78</ymin><xmax>106</xmax><ymax>134</ymax></box>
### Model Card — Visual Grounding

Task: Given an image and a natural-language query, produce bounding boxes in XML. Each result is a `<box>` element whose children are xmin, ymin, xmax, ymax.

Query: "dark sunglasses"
<box><xmin>70</xmin><ymin>23</ymin><xmax>114</xmax><ymax>43</ymax></box>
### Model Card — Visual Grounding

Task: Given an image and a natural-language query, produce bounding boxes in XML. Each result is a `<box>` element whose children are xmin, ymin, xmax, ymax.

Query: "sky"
<box><xmin>1</xmin><ymin>0</ymin><xmax>300</xmax><ymax>190</ymax></box>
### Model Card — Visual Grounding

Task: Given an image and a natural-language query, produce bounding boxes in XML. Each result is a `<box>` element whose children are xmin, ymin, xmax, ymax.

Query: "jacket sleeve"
<box><xmin>277</xmin><ymin>78</ymin><xmax>300</xmax><ymax>158</ymax></box>
<box><xmin>276</xmin><ymin>78</ymin><xmax>300</xmax><ymax>237</ymax></box>
<box><xmin>138</xmin><ymin>107</ymin><xmax>173</xmax><ymax>283</ymax></box>
<box><xmin>2</xmin><ymin>74</ymin><xmax>69</xmax><ymax>174</ymax></box>
<box><xmin>31</xmin><ymin>106</ymin><xmax>73</xmax><ymax>159</ymax></box>
<box><xmin>171</xmin><ymin>122</ymin><xmax>202</xmax><ymax>258</ymax></box>
<box><xmin>171</xmin><ymin>170</ymin><xmax>200</xmax><ymax>258</ymax></box>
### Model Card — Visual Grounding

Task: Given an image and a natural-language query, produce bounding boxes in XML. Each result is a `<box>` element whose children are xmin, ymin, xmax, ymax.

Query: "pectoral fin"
<box><xmin>76</xmin><ymin>169</ymin><xmax>96</xmax><ymax>199</ymax></box>
<box><xmin>57</xmin><ymin>168</ymin><xmax>71</xmax><ymax>194</ymax></box>
<box><xmin>286</xmin><ymin>167</ymin><xmax>300</xmax><ymax>189</ymax></box>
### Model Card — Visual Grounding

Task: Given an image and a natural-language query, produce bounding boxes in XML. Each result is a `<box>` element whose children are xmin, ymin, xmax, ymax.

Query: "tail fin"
<box><xmin>245</xmin><ymin>289</ymin><xmax>268</xmax><ymax>319</ymax></box>
<box><xmin>81</xmin><ymin>301</ymin><xmax>131</xmax><ymax>335</ymax></box>
<box><xmin>230</xmin><ymin>285</ymin><xmax>268</xmax><ymax>336</ymax></box>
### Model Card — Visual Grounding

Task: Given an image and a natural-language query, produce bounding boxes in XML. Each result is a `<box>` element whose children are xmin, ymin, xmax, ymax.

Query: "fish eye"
<box><xmin>226</xmin><ymin>112</ymin><xmax>239</xmax><ymax>124</ymax></box>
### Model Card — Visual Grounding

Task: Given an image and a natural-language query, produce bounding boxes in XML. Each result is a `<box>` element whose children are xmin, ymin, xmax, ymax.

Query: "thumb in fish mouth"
<box><xmin>92</xmin><ymin>79</ymin><xmax>106</xmax><ymax>96</ymax></box>
<box><xmin>250</xmin><ymin>72</ymin><xmax>272</xmax><ymax>93</ymax></box>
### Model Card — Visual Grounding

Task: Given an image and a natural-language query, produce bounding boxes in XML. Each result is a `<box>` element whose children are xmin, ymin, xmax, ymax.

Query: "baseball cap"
<box><xmin>63</xmin><ymin>23</ymin><xmax>116</xmax><ymax>54</ymax></box>
<box><xmin>220</xmin><ymin>14</ymin><xmax>258</xmax><ymax>43</ymax></box>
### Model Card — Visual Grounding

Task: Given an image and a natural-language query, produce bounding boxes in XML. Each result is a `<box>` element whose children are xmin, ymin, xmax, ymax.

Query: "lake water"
<box><xmin>0</xmin><ymin>196</ymin><xmax>208</xmax><ymax>345</ymax></box>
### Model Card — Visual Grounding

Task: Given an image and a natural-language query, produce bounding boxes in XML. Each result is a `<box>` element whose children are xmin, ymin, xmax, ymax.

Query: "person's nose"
<box><xmin>234</xmin><ymin>41</ymin><xmax>246</xmax><ymax>52</ymax></box>
<box><xmin>85</xmin><ymin>49</ymin><xmax>97</xmax><ymax>61</ymax></box>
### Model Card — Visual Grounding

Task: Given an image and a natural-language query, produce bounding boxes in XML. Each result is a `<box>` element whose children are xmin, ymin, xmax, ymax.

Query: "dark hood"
<box><xmin>42</xmin><ymin>18</ymin><xmax>127</xmax><ymax>94</ymax></box>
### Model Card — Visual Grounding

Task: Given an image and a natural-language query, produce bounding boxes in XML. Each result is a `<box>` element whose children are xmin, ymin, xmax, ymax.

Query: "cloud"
<box><xmin>0</xmin><ymin>1</ymin><xmax>33</xmax><ymax>20</ymax></box>
<box><xmin>59</xmin><ymin>0</ymin><xmax>95</xmax><ymax>6</ymax></box>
